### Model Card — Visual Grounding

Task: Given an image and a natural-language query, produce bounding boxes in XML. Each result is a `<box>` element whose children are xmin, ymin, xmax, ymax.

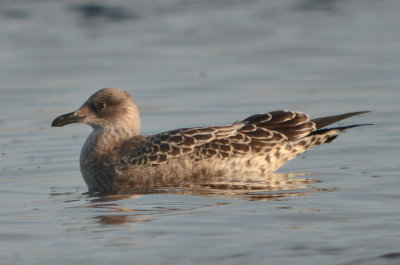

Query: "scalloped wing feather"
<box><xmin>241</xmin><ymin>110</ymin><xmax>316</xmax><ymax>141</ymax></box>
<box><xmin>122</xmin><ymin>125</ymin><xmax>241</xmax><ymax>166</ymax></box>
<box><xmin>121</xmin><ymin>110</ymin><xmax>317</xmax><ymax>167</ymax></box>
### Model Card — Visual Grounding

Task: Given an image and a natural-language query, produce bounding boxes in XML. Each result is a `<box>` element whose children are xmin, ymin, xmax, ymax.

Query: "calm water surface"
<box><xmin>1</xmin><ymin>1</ymin><xmax>400</xmax><ymax>264</ymax></box>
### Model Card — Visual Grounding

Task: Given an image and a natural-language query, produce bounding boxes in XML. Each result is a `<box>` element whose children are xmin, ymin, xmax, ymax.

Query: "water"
<box><xmin>1</xmin><ymin>0</ymin><xmax>400</xmax><ymax>264</ymax></box>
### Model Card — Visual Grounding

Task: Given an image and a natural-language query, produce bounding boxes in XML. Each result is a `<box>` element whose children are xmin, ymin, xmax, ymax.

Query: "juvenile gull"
<box><xmin>51</xmin><ymin>88</ymin><xmax>369</xmax><ymax>194</ymax></box>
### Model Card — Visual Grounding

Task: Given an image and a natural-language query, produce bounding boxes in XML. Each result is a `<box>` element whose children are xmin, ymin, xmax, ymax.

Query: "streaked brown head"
<box><xmin>52</xmin><ymin>88</ymin><xmax>141</xmax><ymax>134</ymax></box>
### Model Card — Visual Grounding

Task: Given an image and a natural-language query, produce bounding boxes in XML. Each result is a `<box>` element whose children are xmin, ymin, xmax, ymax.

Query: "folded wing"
<box><xmin>121</xmin><ymin>110</ymin><xmax>317</xmax><ymax>166</ymax></box>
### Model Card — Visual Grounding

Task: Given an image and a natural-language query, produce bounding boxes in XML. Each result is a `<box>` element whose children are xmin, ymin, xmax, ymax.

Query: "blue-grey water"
<box><xmin>1</xmin><ymin>0</ymin><xmax>400</xmax><ymax>264</ymax></box>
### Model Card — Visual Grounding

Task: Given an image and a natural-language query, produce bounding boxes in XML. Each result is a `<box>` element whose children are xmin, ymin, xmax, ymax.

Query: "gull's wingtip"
<box><xmin>312</xmin><ymin>111</ymin><xmax>371</xmax><ymax>130</ymax></box>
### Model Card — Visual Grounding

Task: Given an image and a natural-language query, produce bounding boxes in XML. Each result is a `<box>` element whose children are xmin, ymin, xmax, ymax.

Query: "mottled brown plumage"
<box><xmin>52</xmin><ymin>88</ymin><xmax>369</xmax><ymax>194</ymax></box>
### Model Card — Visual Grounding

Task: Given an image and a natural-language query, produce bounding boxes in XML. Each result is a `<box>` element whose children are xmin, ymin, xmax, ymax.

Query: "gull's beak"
<box><xmin>51</xmin><ymin>111</ymin><xmax>85</xmax><ymax>127</ymax></box>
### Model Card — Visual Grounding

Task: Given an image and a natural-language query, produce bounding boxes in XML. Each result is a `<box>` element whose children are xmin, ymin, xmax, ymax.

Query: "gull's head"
<box><xmin>51</xmin><ymin>88</ymin><xmax>141</xmax><ymax>134</ymax></box>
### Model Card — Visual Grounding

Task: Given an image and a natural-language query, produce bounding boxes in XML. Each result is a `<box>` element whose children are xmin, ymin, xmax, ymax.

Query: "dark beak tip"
<box><xmin>51</xmin><ymin>117</ymin><xmax>67</xmax><ymax>127</ymax></box>
<box><xmin>51</xmin><ymin>119</ymin><xmax>62</xmax><ymax>127</ymax></box>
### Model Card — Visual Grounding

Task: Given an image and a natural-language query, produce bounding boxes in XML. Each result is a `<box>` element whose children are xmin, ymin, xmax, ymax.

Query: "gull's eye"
<box><xmin>99</xmin><ymin>102</ymin><xmax>107</xmax><ymax>109</ymax></box>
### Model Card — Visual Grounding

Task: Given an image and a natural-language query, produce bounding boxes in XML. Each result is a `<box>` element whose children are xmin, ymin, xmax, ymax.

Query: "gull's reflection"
<box><xmin>76</xmin><ymin>172</ymin><xmax>330</xmax><ymax>226</ymax></box>
<box><xmin>87</xmin><ymin>172</ymin><xmax>319</xmax><ymax>201</ymax></box>
<box><xmin>94</xmin><ymin>213</ymin><xmax>151</xmax><ymax>225</ymax></box>
<box><xmin>188</xmin><ymin>171</ymin><xmax>318</xmax><ymax>199</ymax></box>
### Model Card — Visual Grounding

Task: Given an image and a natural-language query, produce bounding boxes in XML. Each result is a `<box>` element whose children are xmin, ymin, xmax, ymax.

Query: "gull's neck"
<box><xmin>80</xmin><ymin>102</ymin><xmax>141</xmax><ymax>174</ymax></box>
<box><xmin>91</xmin><ymin>125</ymin><xmax>139</xmax><ymax>158</ymax></box>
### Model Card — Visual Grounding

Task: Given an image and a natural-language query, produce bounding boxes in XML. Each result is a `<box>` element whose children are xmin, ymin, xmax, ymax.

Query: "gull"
<box><xmin>52</xmin><ymin>88</ymin><xmax>369</xmax><ymax>194</ymax></box>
